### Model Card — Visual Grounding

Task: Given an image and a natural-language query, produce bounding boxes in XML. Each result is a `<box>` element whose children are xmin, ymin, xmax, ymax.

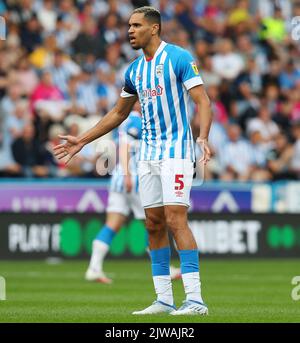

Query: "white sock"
<box><xmin>88</xmin><ymin>240</ymin><xmax>109</xmax><ymax>272</ymax></box>
<box><xmin>182</xmin><ymin>272</ymin><xmax>204</xmax><ymax>303</ymax></box>
<box><xmin>153</xmin><ymin>275</ymin><xmax>174</xmax><ymax>306</ymax></box>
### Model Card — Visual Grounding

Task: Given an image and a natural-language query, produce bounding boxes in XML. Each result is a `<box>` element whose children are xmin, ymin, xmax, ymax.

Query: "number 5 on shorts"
<box><xmin>175</xmin><ymin>174</ymin><xmax>184</xmax><ymax>190</ymax></box>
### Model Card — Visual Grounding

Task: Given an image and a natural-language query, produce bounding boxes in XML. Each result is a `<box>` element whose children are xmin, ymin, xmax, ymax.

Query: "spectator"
<box><xmin>255</xmin><ymin>0</ymin><xmax>292</xmax><ymax>20</ymax></box>
<box><xmin>290</xmin><ymin>121</ymin><xmax>300</xmax><ymax>178</ymax></box>
<box><xmin>49</xmin><ymin>49</ymin><xmax>81</xmax><ymax>96</ymax></box>
<box><xmin>101</xmin><ymin>13</ymin><xmax>121</xmax><ymax>45</ymax></box>
<box><xmin>264</xmin><ymin>83</ymin><xmax>280</xmax><ymax>114</ymax></box>
<box><xmin>246</xmin><ymin>105</ymin><xmax>280</xmax><ymax>145</ymax></box>
<box><xmin>289</xmin><ymin>88</ymin><xmax>300</xmax><ymax>122</ymax></box>
<box><xmin>29</xmin><ymin>34</ymin><xmax>57</xmax><ymax>69</ymax></box>
<box><xmin>76</xmin><ymin>66</ymin><xmax>99</xmax><ymax>116</ymax></box>
<box><xmin>174</xmin><ymin>0</ymin><xmax>196</xmax><ymax>39</ymax></box>
<box><xmin>199</xmin><ymin>55</ymin><xmax>221</xmax><ymax>87</ymax></box>
<box><xmin>0</xmin><ymin>0</ymin><xmax>298</xmax><ymax>181</ymax></box>
<box><xmin>279</xmin><ymin>59</ymin><xmax>300</xmax><ymax>91</ymax></box>
<box><xmin>0</xmin><ymin>145</ymin><xmax>22</xmax><ymax>177</ymax></box>
<box><xmin>57</xmin><ymin>0</ymin><xmax>80</xmax><ymax>42</ymax></box>
<box><xmin>37</xmin><ymin>0</ymin><xmax>57</xmax><ymax>33</ymax></box>
<box><xmin>64</xmin><ymin>76</ymin><xmax>87</xmax><ymax>116</ymax></box>
<box><xmin>273</xmin><ymin>97</ymin><xmax>293</xmax><ymax>134</ymax></box>
<box><xmin>10</xmin><ymin>56</ymin><xmax>39</xmax><ymax>97</ymax></box>
<box><xmin>248</xmin><ymin>130</ymin><xmax>272</xmax><ymax>181</ymax></box>
<box><xmin>5</xmin><ymin>100</ymin><xmax>30</xmax><ymax>144</ymax></box>
<box><xmin>259</xmin><ymin>6</ymin><xmax>287</xmax><ymax>42</ymax></box>
<box><xmin>72</xmin><ymin>17</ymin><xmax>106</xmax><ymax>61</ymax></box>
<box><xmin>267</xmin><ymin>131</ymin><xmax>296</xmax><ymax>180</ymax></box>
<box><xmin>234</xmin><ymin>57</ymin><xmax>263</xmax><ymax>95</ymax></box>
<box><xmin>212</xmin><ymin>39</ymin><xmax>245</xmax><ymax>80</ymax></box>
<box><xmin>1</xmin><ymin>82</ymin><xmax>23</xmax><ymax>120</ymax></box>
<box><xmin>20</xmin><ymin>15</ymin><xmax>42</xmax><ymax>53</ymax></box>
<box><xmin>53</xmin><ymin>16</ymin><xmax>75</xmax><ymax>52</ymax></box>
<box><xmin>262</xmin><ymin>58</ymin><xmax>281</xmax><ymax>87</ymax></box>
<box><xmin>219</xmin><ymin>123</ymin><xmax>257</xmax><ymax>181</ymax></box>
<box><xmin>228</xmin><ymin>0</ymin><xmax>251</xmax><ymax>27</ymax></box>
<box><xmin>8</xmin><ymin>0</ymin><xmax>37</xmax><ymax>26</ymax></box>
<box><xmin>12</xmin><ymin>122</ymin><xmax>50</xmax><ymax>178</ymax></box>
<box><xmin>207</xmin><ymin>85</ymin><xmax>228</xmax><ymax>124</ymax></box>
<box><xmin>234</xmin><ymin>80</ymin><xmax>260</xmax><ymax>130</ymax></box>
<box><xmin>31</xmin><ymin>69</ymin><xmax>68</xmax><ymax>121</ymax></box>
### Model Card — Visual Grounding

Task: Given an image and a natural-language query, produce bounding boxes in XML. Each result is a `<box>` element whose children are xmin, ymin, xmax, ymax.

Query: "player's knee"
<box><xmin>145</xmin><ymin>213</ymin><xmax>165</xmax><ymax>233</ymax></box>
<box><xmin>165</xmin><ymin>213</ymin><xmax>183</xmax><ymax>233</ymax></box>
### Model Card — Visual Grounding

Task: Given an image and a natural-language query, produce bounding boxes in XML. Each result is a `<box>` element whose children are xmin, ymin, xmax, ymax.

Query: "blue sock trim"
<box><xmin>178</xmin><ymin>249</ymin><xmax>199</xmax><ymax>274</ymax></box>
<box><xmin>95</xmin><ymin>225</ymin><xmax>116</xmax><ymax>245</ymax></box>
<box><xmin>145</xmin><ymin>230</ymin><xmax>149</xmax><ymax>247</ymax></box>
<box><xmin>150</xmin><ymin>247</ymin><xmax>170</xmax><ymax>276</ymax></box>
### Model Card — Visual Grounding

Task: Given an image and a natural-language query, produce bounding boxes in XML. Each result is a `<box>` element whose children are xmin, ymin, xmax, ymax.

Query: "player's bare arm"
<box><xmin>189</xmin><ymin>85</ymin><xmax>213</xmax><ymax>165</ymax></box>
<box><xmin>53</xmin><ymin>95</ymin><xmax>137</xmax><ymax>164</ymax></box>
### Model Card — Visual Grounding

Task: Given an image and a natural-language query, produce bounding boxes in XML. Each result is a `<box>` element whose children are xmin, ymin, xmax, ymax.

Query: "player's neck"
<box><xmin>143</xmin><ymin>38</ymin><xmax>162</xmax><ymax>61</ymax></box>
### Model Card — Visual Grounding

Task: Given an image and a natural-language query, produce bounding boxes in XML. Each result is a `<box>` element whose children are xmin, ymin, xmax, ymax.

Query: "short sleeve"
<box><xmin>176</xmin><ymin>50</ymin><xmax>203</xmax><ymax>91</ymax></box>
<box><xmin>120</xmin><ymin>65</ymin><xmax>137</xmax><ymax>98</ymax></box>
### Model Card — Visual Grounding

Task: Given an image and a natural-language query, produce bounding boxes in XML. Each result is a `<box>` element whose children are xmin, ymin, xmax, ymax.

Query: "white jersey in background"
<box><xmin>110</xmin><ymin>111</ymin><xmax>142</xmax><ymax>194</ymax></box>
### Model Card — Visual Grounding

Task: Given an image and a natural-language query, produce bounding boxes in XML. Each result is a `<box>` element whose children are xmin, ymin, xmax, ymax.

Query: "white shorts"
<box><xmin>138</xmin><ymin>159</ymin><xmax>194</xmax><ymax>208</ymax></box>
<box><xmin>106</xmin><ymin>191</ymin><xmax>145</xmax><ymax>219</ymax></box>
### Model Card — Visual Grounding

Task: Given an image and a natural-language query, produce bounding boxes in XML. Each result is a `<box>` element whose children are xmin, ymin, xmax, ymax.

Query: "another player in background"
<box><xmin>85</xmin><ymin>107</ymin><xmax>181</xmax><ymax>284</ymax></box>
<box><xmin>54</xmin><ymin>6</ymin><xmax>212</xmax><ymax>316</ymax></box>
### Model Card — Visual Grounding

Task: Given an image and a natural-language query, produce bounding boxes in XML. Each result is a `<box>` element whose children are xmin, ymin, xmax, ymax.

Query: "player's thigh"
<box><xmin>161</xmin><ymin>159</ymin><xmax>194</xmax><ymax>207</ymax></box>
<box><xmin>106</xmin><ymin>191</ymin><xmax>130</xmax><ymax>227</ymax></box>
<box><xmin>138</xmin><ymin>160</ymin><xmax>163</xmax><ymax>208</ymax></box>
<box><xmin>129</xmin><ymin>193</ymin><xmax>146</xmax><ymax>220</ymax></box>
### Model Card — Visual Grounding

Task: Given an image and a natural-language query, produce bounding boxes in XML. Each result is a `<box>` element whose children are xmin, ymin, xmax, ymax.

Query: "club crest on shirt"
<box><xmin>155</xmin><ymin>64</ymin><xmax>164</xmax><ymax>78</ymax></box>
<box><xmin>190</xmin><ymin>61</ymin><xmax>199</xmax><ymax>75</ymax></box>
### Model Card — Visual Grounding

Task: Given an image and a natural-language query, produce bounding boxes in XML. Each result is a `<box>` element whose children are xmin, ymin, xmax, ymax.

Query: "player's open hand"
<box><xmin>196</xmin><ymin>138</ymin><xmax>211</xmax><ymax>165</ymax></box>
<box><xmin>53</xmin><ymin>135</ymin><xmax>84</xmax><ymax>164</ymax></box>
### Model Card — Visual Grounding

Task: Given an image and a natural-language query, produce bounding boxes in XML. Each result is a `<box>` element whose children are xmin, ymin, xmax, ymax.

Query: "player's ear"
<box><xmin>152</xmin><ymin>23</ymin><xmax>160</xmax><ymax>36</ymax></box>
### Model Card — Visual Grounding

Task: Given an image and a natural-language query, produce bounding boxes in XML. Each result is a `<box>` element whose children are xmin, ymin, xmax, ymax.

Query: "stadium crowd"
<box><xmin>0</xmin><ymin>0</ymin><xmax>300</xmax><ymax>181</ymax></box>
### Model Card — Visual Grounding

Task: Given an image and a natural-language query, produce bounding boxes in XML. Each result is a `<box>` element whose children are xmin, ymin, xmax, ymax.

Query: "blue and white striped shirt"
<box><xmin>121</xmin><ymin>41</ymin><xmax>203</xmax><ymax>162</ymax></box>
<box><xmin>110</xmin><ymin>111</ymin><xmax>142</xmax><ymax>193</ymax></box>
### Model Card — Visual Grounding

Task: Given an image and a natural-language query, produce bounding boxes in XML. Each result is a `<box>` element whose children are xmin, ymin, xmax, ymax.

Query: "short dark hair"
<box><xmin>132</xmin><ymin>6</ymin><xmax>161</xmax><ymax>35</ymax></box>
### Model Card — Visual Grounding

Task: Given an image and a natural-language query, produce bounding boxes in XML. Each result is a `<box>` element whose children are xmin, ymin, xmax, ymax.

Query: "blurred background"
<box><xmin>0</xmin><ymin>0</ymin><xmax>299</xmax><ymax>260</ymax></box>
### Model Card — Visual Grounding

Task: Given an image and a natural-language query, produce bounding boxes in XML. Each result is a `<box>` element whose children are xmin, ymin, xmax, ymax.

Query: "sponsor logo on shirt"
<box><xmin>190</xmin><ymin>61</ymin><xmax>199</xmax><ymax>75</ymax></box>
<box><xmin>141</xmin><ymin>85</ymin><xmax>163</xmax><ymax>99</ymax></box>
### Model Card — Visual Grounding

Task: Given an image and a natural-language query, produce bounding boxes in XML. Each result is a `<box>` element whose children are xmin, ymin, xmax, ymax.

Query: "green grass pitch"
<box><xmin>0</xmin><ymin>259</ymin><xmax>299</xmax><ymax>323</ymax></box>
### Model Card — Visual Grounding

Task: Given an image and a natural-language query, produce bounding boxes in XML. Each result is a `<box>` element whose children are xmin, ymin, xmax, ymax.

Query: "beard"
<box><xmin>130</xmin><ymin>40</ymin><xmax>142</xmax><ymax>50</ymax></box>
<box><xmin>132</xmin><ymin>45</ymin><xmax>142</xmax><ymax>50</ymax></box>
